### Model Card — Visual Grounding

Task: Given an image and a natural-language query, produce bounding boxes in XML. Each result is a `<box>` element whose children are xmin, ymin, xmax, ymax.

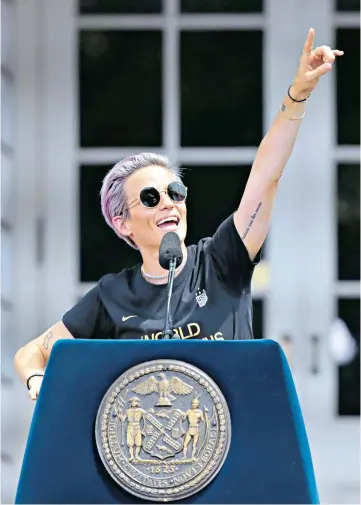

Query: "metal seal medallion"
<box><xmin>95</xmin><ymin>360</ymin><xmax>231</xmax><ymax>502</ymax></box>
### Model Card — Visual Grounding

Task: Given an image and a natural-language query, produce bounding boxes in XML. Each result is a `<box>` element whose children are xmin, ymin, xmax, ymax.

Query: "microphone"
<box><xmin>159</xmin><ymin>232</ymin><xmax>183</xmax><ymax>340</ymax></box>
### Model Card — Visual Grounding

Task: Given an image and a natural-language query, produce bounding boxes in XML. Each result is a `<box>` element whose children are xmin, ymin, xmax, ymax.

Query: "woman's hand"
<box><xmin>291</xmin><ymin>28</ymin><xmax>344</xmax><ymax>100</ymax></box>
<box><xmin>28</xmin><ymin>375</ymin><xmax>44</xmax><ymax>401</ymax></box>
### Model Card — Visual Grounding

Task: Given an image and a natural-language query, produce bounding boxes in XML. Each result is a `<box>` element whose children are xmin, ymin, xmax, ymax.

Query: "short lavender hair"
<box><xmin>100</xmin><ymin>152</ymin><xmax>183</xmax><ymax>249</ymax></box>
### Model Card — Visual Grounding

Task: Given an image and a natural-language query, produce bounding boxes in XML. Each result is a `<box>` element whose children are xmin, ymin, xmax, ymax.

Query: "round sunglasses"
<box><xmin>127</xmin><ymin>181</ymin><xmax>187</xmax><ymax>211</ymax></box>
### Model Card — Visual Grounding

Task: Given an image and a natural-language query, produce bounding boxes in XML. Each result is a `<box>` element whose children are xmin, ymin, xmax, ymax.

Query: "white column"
<box><xmin>265</xmin><ymin>0</ymin><xmax>307</xmax><ymax>349</ymax></box>
<box><xmin>13</xmin><ymin>0</ymin><xmax>40</xmax><ymax>353</ymax></box>
<box><xmin>291</xmin><ymin>0</ymin><xmax>335</xmax><ymax>419</ymax></box>
<box><xmin>9</xmin><ymin>2</ymin><xmax>42</xmax><ymax>501</ymax></box>
<box><xmin>42</xmin><ymin>0</ymin><xmax>78</xmax><ymax>326</ymax></box>
<box><xmin>163</xmin><ymin>0</ymin><xmax>179</xmax><ymax>163</ymax></box>
<box><xmin>266</xmin><ymin>0</ymin><xmax>335</xmax><ymax>419</ymax></box>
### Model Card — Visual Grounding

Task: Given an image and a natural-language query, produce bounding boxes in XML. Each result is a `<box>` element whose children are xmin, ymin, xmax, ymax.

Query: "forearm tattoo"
<box><xmin>242</xmin><ymin>202</ymin><xmax>262</xmax><ymax>240</ymax></box>
<box><xmin>43</xmin><ymin>331</ymin><xmax>54</xmax><ymax>350</ymax></box>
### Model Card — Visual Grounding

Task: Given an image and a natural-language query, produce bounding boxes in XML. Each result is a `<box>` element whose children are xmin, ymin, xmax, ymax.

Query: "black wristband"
<box><xmin>26</xmin><ymin>373</ymin><xmax>44</xmax><ymax>390</ymax></box>
<box><xmin>288</xmin><ymin>85</ymin><xmax>310</xmax><ymax>103</ymax></box>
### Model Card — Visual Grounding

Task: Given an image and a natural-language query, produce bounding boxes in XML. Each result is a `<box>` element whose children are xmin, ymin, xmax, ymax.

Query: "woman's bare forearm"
<box><xmin>14</xmin><ymin>344</ymin><xmax>46</xmax><ymax>386</ymax></box>
<box><xmin>14</xmin><ymin>320</ymin><xmax>74</xmax><ymax>387</ymax></box>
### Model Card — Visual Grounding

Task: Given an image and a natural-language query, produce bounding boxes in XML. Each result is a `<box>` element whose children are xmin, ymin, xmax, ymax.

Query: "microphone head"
<box><xmin>159</xmin><ymin>232</ymin><xmax>183</xmax><ymax>270</ymax></box>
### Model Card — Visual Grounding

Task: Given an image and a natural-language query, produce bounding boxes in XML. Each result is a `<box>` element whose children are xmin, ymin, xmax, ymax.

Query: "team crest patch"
<box><xmin>195</xmin><ymin>288</ymin><xmax>208</xmax><ymax>308</ymax></box>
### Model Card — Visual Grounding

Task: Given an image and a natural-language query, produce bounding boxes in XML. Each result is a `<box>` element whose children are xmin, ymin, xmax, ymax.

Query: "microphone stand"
<box><xmin>161</xmin><ymin>257</ymin><xmax>180</xmax><ymax>340</ymax></box>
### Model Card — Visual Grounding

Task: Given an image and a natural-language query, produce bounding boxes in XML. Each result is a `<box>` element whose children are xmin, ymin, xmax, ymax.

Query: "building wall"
<box><xmin>1</xmin><ymin>1</ymin><xmax>23</xmax><ymax>502</ymax></box>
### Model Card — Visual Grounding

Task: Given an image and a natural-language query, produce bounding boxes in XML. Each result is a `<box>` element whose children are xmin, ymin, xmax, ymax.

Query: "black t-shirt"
<box><xmin>62</xmin><ymin>214</ymin><xmax>260</xmax><ymax>341</ymax></box>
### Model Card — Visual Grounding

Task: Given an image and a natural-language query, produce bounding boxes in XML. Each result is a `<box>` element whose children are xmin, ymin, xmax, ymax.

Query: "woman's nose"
<box><xmin>158</xmin><ymin>190</ymin><xmax>174</xmax><ymax>209</ymax></box>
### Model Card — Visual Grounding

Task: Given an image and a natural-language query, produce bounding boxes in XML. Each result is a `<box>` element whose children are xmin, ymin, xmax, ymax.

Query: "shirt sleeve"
<box><xmin>62</xmin><ymin>283</ymin><xmax>115</xmax><ymax>339</ymax></box>
<box><xmin>207</xmin><ymin>213</ymin><xmax>261</xmax><ymax>291</ymax></box>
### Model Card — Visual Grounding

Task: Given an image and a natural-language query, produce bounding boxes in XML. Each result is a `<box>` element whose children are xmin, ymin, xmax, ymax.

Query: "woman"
<box><xmin>14</xmin><ymin>29</ymin><xmax>343</xmax><ymax>400</ymax></box>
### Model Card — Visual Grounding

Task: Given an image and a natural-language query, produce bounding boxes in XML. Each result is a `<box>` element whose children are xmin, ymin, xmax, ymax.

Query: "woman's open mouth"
<box><xmin>157</xmin><ymin>216</ymin><xmax>180</xmax><ymax>231</ymax></box>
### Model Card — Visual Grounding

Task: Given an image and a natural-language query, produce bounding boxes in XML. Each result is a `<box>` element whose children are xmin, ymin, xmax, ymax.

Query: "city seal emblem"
<box><xmin>95</xmin><ymin>360</ymin><xmax>231</xmax><ymax>502</ymax></box>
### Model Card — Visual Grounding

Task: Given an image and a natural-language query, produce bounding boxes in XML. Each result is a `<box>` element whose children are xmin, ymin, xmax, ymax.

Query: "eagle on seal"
<box><xmin>132</xmin><ymin>373</ymin><xmax>193</xmax><ymax>406</ymax></box>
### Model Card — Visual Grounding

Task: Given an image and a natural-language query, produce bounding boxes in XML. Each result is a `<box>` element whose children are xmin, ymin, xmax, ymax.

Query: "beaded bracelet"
<box><xmin>26</xmin><ymin>373</ymin><xmax>44</xmax><ymax>390</ymax></box>
<box><xmin>288</xmin><ymin>85</ymin><xmax>310</xmax><ymax>103</ymax></box>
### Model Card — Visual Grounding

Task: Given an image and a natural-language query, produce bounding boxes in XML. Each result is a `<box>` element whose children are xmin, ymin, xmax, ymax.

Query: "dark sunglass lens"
<box><xmin>168</xmin><ymin>181</ymin><xmax>187</xmax><ymax>202</ymax></box>
<box><xmin>140</xmin><ymin>187</ymin><xmax>160</xmax><ymax>207</ymax></box>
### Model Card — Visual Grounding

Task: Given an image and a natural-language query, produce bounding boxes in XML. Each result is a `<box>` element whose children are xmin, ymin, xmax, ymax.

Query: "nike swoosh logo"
<box><xmin>122</xmin><ymin>315</ymin><xmax>137</xmax><ymax>322</ymax></box>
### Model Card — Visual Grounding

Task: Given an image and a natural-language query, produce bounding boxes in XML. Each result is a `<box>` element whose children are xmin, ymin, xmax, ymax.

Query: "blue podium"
<box><xmin>15</xmin><ymin>339</ymin><xmax>319</xmax><ymax>504</ymax></box>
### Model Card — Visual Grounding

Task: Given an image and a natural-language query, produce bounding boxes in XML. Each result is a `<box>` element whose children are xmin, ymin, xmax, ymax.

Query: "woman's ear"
<box><xmin>112</xmin><ymin>216</ymin><xmax>131</xmax><ymax>238</ymax></box>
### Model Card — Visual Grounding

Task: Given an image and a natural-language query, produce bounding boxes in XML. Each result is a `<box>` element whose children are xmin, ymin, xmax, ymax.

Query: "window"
<box><xmin>79</xmin><ymin>0</ymin><xmax>162</xmax><ymax>14</ymax></box>
<box><xmin>337</xmin><ymin>298</ymin><xmax>360</xmax><ymax>415</ymax></box>
<box><xmin>181</xmin><ymin>0</ymin><xmax>263</xmax><ymax>13</ymax></box>
<box><xmin>76</xmin><ymin>4</ymin><xmax>265</xmax><ymax>336</ymax></box>
<box><xmin>337</xmin><ymin>164</ymin><xmax>360</xmax><ymax>280</ymax></box>
<box><xmin>180</xmin><ymin>30</ymin><xmax>263</xmax><ymax>146</ymax></box>
<box><xmin>335</xmin><ymin>0</ymin><xmax>360</xmax><ymax>11</ymax></box>
<box><xmin>336</xmin><ymin>28</ymin><xmax>360</xmax><ymax>145</ymax></box>
<box><xmin>80</xmin><ymin>163</ymin><xmax>255</xmax><ymax>281</ymax></box>
<box><xmin>180</xmin><ymin>164</ymin><xmax>251</xmax><ymax>245</ymax></box>
<box><xmin>79</xmin><ymin>30</ymin><xmax>162</xmax><ymax>147</ymax></box>
<box><xmin>334</xmin><ymin>10</ymin><xmax>360</xmax><ymax>418</ymax></box>
<box><xmin>79</xmin><ymin>165</ymin><xmax>141</xmax><ymax>282</ymax></box>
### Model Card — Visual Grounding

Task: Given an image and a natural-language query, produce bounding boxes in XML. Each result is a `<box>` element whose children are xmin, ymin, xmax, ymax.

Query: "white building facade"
<box><xmin>2</xmin><ymin>0</ymin><xmax>359</xmax><ymax>502</ymax></box>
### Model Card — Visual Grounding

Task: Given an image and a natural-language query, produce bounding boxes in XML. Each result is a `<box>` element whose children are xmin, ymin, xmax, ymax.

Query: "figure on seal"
<box><xmin>117</xmin><ymin>396</ymin><xmax>146</xmax><ymax>461</ymax></box>
<box><xmin>182</xmin><ymin>397</ymin><xmax>205</xmax><ymax>459</ymax></box>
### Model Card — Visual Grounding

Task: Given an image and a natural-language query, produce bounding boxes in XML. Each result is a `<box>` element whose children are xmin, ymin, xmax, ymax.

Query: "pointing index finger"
<box><xmin>303</xmin><ymin>28</ymin><xmax>315</xmax><ymax>55</ymax></box>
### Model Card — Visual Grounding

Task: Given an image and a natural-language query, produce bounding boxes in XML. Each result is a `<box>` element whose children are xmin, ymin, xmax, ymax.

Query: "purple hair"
<box><xmin>100</xmin><ymin>152</ymin><xmax>182</xmax><ymax>249</ymax></box>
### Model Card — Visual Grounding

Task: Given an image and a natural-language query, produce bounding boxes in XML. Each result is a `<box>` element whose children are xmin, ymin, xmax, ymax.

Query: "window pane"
<box><xmin>336</xmin><ymin>29</ymin><xmax>360</xmax><ymax>145</ymax></box>
<box><xmin>181</xmin><ymin>0</ymin><xmax>263</xmax><ymax>13</ymax></box>
<box><xmin>335</xmin><ymin>0</ymin><xmax>360</xmax><ymax>11</ymax></box>
<box><xmin>181</xmin><ymin>31</ymin><xmax>263</xmax><ymax>147</ymax></box>
<box><xmin>80</xmin><ymin>165</ymin><xmax>141</xmax><ymax>282</ymax></box>
<box><xmin>79</xmin><ymin>31</ymin><xmax>162</xmax><ymax>147</ymax></box>
<box><xmin>80</xmin><ymin>163</ymin><xmax>267</xmax><ymax>283</ymax></box>
<box><xmin>337</xmin><ymin>298</ymin><xmax>360</xmax><ymax>416</ymax></box>
<box><xmin>181</xmin><ymin>164</ymin><xmax>251</xmax><ymax>244</ymax></box>
<box><xmin>79</xmin><ymin>0</ymin><xmax>162</xmax><ymax>14</ymax></box>
<box><xmin>337</xmin><ymin>164</ymin><xmax>360</xmax><ymax>280</ymax></box>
